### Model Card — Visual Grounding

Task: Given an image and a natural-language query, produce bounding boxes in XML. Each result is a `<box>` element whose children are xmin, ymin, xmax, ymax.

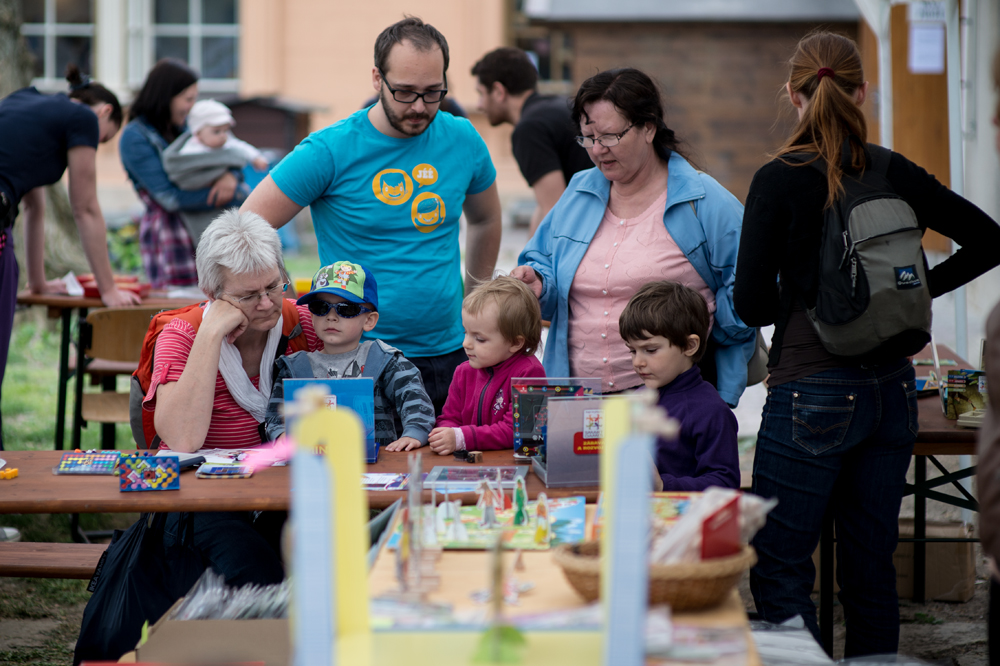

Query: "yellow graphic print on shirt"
<box><xmin>411</xmin><ymin>192</ymin><xmax>446</xmax><ymax>234</ymax></box>
<box><xmin>412</xmin><ymin>163</ymin><xmax>438</xmax><ymax>186</ymax></box>
<box><xmin>372</xmin><ymin>169</ymin><xmax>413</xmax><ymax>205</ymax></box>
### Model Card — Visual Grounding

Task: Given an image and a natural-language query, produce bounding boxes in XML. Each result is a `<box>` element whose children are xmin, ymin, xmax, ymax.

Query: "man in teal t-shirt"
<box><xmin>242</xmin><ymin>17</ymin><xmax>502</xmax><ymax>414</ymax></box>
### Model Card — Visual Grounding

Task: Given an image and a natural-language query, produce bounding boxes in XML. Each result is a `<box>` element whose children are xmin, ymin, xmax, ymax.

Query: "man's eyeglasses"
<box><xmin>575</xmin><ymin>124</ymin><xmax>635</xmax><ymax>148</ymax></box>
<box><xmin>225</xmin><ymin>282</ymin><xmax>289</xmax><ymax>307</ymax></box>
<box><xmin>378</xmin><ymin>68</ymin><xmax>447</xmax><ymax>104</ymax></box>
<box><xmin>307</xmin><ymin>300</ymin><xmax>373</xmax><ymax>319</ymax></box>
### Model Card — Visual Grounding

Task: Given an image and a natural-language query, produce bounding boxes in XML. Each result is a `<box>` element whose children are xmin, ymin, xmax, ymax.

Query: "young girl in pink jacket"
<box><xmin>426</xmin><ymin>276</ymin><xmax>545</xmax><ymax>454</ymax></box>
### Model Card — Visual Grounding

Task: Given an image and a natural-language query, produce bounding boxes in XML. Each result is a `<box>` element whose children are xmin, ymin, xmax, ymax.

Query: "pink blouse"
<box><xmin>567</xmin><ymin>191</ymin><xmax>716</xmax><ymax>392</ymax></box>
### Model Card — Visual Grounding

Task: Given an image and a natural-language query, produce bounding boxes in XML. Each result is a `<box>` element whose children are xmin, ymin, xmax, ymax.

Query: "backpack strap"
<box><xmin>866</xmin><ymin>143</ymin><xmax>892</xmax><ymax>177</ymax></box>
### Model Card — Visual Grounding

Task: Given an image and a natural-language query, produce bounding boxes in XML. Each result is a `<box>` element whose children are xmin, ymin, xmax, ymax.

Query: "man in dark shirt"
<box><xmin>472</xmin><ymin>47</ymin><xmax>593</xmax><ymax>235</ymax></box>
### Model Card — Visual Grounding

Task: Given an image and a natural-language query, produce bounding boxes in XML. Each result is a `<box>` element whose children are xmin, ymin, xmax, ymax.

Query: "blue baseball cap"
<box><xmin>296</xmin><ymin>261</ymin><xmax>378</xmax><ymax>311</ymax></box>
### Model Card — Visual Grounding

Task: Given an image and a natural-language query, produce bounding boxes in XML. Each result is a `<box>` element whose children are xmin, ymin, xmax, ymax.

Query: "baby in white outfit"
<box><xmin>180</xmin><ymin>99</ymin><xmax>269</xmax><ymax>171</ymax></box>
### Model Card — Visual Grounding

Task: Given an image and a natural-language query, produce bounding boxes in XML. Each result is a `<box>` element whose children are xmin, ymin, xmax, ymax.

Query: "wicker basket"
<box><xmin>552</xmin><ymin>541</ymin><xmax>757</xmax><ymax>612</ymax></box>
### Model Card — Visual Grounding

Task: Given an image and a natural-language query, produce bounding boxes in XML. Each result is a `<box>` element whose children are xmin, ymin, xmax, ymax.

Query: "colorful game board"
<box><xmin>55</xmin><ymin>451</ymin><xmax>121</xmax><ymax>475</ymax></box>
<box><xmin>387</xmin><ymin>495</ymin><xmax>587</xmax><ymax>551</ymax></box>
<box><xmin>511</xmin><ymin>378</ymin><xmax>601</xmax><ymax>456</ymax></box>
<box><xmin>118</xmin><ymin>455</ymin><xmax>180</xmax><ymax>491</ymax></box>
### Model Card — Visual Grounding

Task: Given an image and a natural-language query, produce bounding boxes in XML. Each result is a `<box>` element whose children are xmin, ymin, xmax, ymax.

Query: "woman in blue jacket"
<box><xmin>514</xmin><ymin>68</ymin><xmax>754</xmax><ymax>407</ymax></box>
<box><xmin>119</xmin><ymin>59</ymin><xmax>245</xmax><ymax>289</ymax></box>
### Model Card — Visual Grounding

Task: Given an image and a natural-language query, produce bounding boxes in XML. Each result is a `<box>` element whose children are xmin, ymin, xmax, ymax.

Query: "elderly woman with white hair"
<box><xmin>144</xmin><ymin>208</ymin><xmax>322</xmax><ymax>453</ymax></box>
<box><xmin>142</xmin><ymin>209</ymin><xmax>323</xmax><ymax>586</ymax></box>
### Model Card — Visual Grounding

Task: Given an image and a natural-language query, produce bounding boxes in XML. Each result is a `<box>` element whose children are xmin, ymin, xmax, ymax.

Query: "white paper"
<box><xmin>62</xmin><ymin>271</ymin><xmax>83</xmax><ymax>296</ymax></box>
<box><xmin>166</xmin><ymin>286</ymin><xmax>206</xmax><ymax>300</ymax></box>
<box><xmin>908</xmin><ymin>23</ymin><xmax>945</xmax><ymax>74</ymax></box>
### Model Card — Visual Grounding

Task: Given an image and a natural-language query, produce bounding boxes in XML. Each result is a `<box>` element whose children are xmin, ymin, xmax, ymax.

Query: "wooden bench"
<box><xmin>0</xmin><ymin>542</ymin><xmax>106</xmax><ymax>579</ymax></box>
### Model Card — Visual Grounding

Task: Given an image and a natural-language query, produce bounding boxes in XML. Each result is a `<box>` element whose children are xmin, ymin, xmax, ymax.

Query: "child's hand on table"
<box><xmin>428</xmin><ymin>427</ymin><xmax>458</xmax><ymax>456</ymax></box>
<box><xmin>384</xmin><ymin>436</ymin><xmax>423</xmax><ymax>452</ymax></box>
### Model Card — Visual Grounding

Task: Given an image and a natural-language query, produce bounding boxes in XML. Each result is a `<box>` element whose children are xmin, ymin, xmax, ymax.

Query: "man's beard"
<box><xmin>379</xmin><ymin>88</ymin><xmax>434</xmax><ymax>137</ymax></box>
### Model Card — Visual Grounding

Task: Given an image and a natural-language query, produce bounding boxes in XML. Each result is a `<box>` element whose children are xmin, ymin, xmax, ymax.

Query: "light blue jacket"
<box><xmin>518</xmin><ymin>153</ymin><xmax>755</xmax><ymax>407</ymax></box>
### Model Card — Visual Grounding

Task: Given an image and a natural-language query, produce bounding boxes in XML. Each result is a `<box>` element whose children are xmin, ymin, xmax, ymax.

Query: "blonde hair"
<box><xmin>463</xmin><ymin>276</ymin><xmax>542</xmax><ymax>356</ymax></box>
<box><xmin>775</xmin><ymin>31</ymin><xmax>868</xmax><ymax>208</ymax></box>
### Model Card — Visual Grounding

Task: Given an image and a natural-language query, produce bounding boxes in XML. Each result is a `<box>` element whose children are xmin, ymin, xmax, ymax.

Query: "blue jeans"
<box><xmin>163</xmin><ymin>511</ymin><xmax>285</xmax><ymax>587</ymax></box>
<box><xmin>750</xmin><ymin>359</ymin><xmax>917</xmax><ymax>657</ymax></box>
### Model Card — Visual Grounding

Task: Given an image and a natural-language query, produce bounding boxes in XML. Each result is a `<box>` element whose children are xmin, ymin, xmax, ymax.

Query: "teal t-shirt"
<box><xmin>271</xmin><ymin>108</ymin><xmax>496</xmax><ymax>357</ymax></box>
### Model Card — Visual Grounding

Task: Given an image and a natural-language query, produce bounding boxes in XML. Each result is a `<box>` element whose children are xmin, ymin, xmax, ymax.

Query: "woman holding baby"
<box><xmin>119</xmin><ymin>59</ymin><xmax>245</xmax><ymax>288</ymax></box>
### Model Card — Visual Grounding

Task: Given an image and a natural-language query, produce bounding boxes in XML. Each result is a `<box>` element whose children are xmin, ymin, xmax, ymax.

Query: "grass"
<box><xmin>1</xmin><ymin>312</ymin><xmax>140</xmax><ymax>664</ymax></box>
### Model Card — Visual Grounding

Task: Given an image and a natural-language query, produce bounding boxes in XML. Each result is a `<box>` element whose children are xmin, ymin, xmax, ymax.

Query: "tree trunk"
<box><xmin>0</xmin><ymin>0</ymin><xmax>92</xmax><ymax>286</ymax></box>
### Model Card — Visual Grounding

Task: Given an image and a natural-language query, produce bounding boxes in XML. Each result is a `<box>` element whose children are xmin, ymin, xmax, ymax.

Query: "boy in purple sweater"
<box><xmin>620</xmin><ymin>281</ymin><xmax>740</xmax><ymax>490</ymax></box>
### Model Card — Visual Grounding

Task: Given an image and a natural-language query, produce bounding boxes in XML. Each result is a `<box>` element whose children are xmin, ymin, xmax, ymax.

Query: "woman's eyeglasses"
<box><xmin>307</xmin><ymin>300</ymin><xmax>373</xmax><ymax>319</ymax></box>
<box><xmin>226</xmin><ymin>282</ymin><xmax>289</xmax><ymax>306</ymax></box>
<box><xmin>575</xmin><ymin>124</ymin><xmax>635</xmax><ymax>148</ymax></box>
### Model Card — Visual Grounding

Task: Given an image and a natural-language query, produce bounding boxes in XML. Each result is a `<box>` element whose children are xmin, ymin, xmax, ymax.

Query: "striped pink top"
<box><xmin>567</xmin><ymin>191</ymin><xmax>716</xmax><ymax>392</ymax></box>
<box><xmin>143</xmin><ymin>300</ymin><xmax>321</xmax><ymax>449</ymax></box>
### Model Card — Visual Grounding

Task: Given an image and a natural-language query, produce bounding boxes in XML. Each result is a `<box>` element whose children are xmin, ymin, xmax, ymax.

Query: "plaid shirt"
<box><xmin>138</xmin><ymin>190</ymin><xmax>197</xmax><ymax>288</ymax></box>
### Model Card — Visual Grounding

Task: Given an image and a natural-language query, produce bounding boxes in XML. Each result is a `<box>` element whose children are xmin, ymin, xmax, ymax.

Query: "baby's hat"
<box><xmin>187</xmin><ymin>99</ymin><xmax>234</xmax><ymax>135</ymax></box>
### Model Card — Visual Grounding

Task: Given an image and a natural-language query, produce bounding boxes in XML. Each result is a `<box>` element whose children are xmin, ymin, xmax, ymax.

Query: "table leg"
<box><xmin>54</xmin><ymin>308</ymin><xmax>71</xmax><ymax>451</ymax></box>
<box><xmin>914</xmin><ymin>455</ymin><xmax>926</xmax><ymax>603</ymax></box>
<box><xmin>71</xmin><ymin>307</ymin><xmax>88</xmax><ymax>450</ymax></box>
<box><xmin>820</xmin><ymin>512</ymin><xmax>834</xmax><ymax>657</ymax></box>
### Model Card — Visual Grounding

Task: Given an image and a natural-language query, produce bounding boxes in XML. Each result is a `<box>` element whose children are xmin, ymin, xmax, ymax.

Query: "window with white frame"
<box><xmin>21</xmin><ymin>0</ymin><xmax>95</xmax><ymax>90</ymax></box>
<box><xmin>129</xmin><ymin>0</ymin><xmax>239</xmax><ymax>93</ymax></box>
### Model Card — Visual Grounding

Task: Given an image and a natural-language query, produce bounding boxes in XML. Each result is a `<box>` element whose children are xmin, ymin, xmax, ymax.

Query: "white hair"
<box><xmin>196</xmin><ymin>209</ymin><xmax>285</xmax><ymax>297</ymax></box>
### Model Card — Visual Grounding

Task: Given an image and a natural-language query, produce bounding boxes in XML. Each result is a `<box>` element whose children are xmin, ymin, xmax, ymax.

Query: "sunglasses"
<box><xmin>307</xmin><ymin>300</ymin><xmax>373</xmax><ymax>318</ymax></box>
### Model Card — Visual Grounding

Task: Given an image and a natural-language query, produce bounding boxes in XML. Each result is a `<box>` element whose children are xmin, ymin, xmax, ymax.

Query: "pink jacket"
<box><xmin>437</xmin><ymin>353</ymin><xmax>546</xmax><ymax>451</ymax></box>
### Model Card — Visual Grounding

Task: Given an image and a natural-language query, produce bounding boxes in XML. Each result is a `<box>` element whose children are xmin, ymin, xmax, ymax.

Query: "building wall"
<box><xmin>563</xmin><ymin>21</ymin><xmax>859</xmax><ymax>203</ymax></box>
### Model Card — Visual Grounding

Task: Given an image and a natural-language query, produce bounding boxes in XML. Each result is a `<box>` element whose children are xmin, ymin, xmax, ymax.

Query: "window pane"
<box><xmin>56</xmin><ymin>0</ymin><xmax>92</xmax><ymax>23</ymax></box>
<box><xmin>202</xmin><ymin>0</ymin><xmax>236</xmax><ymax>24</ymax></box>
<box><xmin>25</xmin><ymin>35</ymin><xmax>44</xmax><ymax>78</ymax></box>
<box><xmin>22</xmin><ymin>0</ymin><xmax>45</xmax><ymax>23</ymax></box>
<box><xmin>201</xmin><ymin>36</ymin><xmax>236</xmax><ymax>78</ymax></box>
<box><xmin>154</xmin><ymin>0</ymin><xmax>188</xmax><ymax>24</ymax></box>
<box><xmin>155</xmin><ymin>36</ymin><xmax>189</xmax><ymax>64</ymax></box>
<box><xmin>56</xmin><ymin>36</ymin><xmax>92</xmax><ymax>77</ymax></box>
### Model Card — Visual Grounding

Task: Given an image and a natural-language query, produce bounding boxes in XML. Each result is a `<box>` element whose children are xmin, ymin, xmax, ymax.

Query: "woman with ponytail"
<box><xmin>515</xmin><ymin>67</ymin><xmax>755</xmax><ymax>407</ymax></box>
<box><xmin>0</xmin><ymin>64</ymin><xmax>140</xmax><ymax>450</ymax></box>
<box><xmin>735</xmin><ymin>32</ymin><xmax>1000</xmax><ymax>655</ymax></box>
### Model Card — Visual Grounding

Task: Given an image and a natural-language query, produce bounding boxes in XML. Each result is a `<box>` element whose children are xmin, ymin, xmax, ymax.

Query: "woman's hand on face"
<box><xmin>207</xmin><ymin>172</ymin><xmax>238</xmax><ymax>208</ymax></box>
<box><xmin>204</xmin><ymin>297</ymin><xmax>250</xmax><ymax>344</ymax></box>
<box><xmin>102</xmin><ymin>286</ymin><xmax>141</xmax><ymax>307</ymax></box>
<box><xmin>510</xmin><ymin>266</ymin><xmax>543</xmax><ymax>300</ymax></box>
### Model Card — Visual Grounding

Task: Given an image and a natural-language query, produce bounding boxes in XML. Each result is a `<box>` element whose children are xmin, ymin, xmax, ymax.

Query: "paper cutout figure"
<box><xmin>512</xmin><ymin>477</ymin><xmax>528</xmax><ymax>526</ymax></box>
<box><xmin>477</xmin><ymin>479</ymin><xmax>500</xmax><ymax>528</ymax></box>
<box><xmin>534</xmin><ymin>492</ymin><xmax>551</xmax><ymax>546</ymax></box>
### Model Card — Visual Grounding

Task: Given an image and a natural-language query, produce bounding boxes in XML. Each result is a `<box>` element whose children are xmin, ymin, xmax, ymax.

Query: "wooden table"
<box><xmin>0</xmin><ymin>449</ymin><xmax>598</xmax><ymax>514</ymax></box>
<box><xmin>816</xmin><ymin>344</ymin><xmax>979</xmax><ymax>655</ymax></box>
<box><xmin>16</xmin><ymin>291</ymin><xmax>199</xmax><ymax>450</ymax></box>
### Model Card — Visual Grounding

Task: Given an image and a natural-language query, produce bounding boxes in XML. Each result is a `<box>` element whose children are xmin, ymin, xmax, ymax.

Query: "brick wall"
<box><xmin>565</xmin><ymin>21</ymin><xmax>859</xmax><ymax>203</ymax></box>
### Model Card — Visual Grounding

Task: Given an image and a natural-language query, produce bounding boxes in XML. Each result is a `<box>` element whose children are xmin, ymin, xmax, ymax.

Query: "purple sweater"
<box><xmin>655</xmin><ymin>365</ymin><xmax>740</xmax><ymax>491</ymax></box>
<box><xmin>437</xmin><ymin>353</ymin><xmax>546</xmax><ymax>451</ymax></box>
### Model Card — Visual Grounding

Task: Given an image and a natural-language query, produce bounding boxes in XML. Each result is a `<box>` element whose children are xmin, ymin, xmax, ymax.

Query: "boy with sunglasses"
<box><xmin>264</xmin><ymin>261</ymin><xmax>434</xmax><ymax>451</ymax></box>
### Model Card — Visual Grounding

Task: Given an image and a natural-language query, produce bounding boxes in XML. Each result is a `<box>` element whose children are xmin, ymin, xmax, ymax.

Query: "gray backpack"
<box><xmin>797</xmin><ymin>143</ymin><xmax>932</xmax><ymax>359</ymax></box>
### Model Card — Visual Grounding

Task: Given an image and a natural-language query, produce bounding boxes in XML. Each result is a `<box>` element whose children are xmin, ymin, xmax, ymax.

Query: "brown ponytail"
<box><xmin>775</xmin><ymin>32</ymin><xmax>868</xmax><ymax>208</ymax></box>
<box><xmin>65</xmin><ymin>64</ymin><xmax>123</xmax><ymax>126</ymax></box>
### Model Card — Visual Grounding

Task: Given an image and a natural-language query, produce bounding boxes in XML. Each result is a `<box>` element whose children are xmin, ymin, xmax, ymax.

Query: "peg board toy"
<box><xmin>119</xmin><ymin>455</ymin><xmax>180</xmax><ymax>491</ymax></box>
<box><xmin>55</xmin><ymin>451</ymin><xmax>122</xmax><ymax>475</ymax></box>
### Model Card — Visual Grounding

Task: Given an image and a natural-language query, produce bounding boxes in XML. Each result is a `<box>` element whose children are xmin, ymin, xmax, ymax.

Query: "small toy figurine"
<box><xmin>396</xmin><ymin>506</ymin><xmax>411</xmax><ymax>590</ymax></box>
<box><xmin>513</xmin><ymin>549</ymin><xmax>525</xmax><ymax>572</ymax></box>
<box><xmin>512</xmin><ymin>477</ymin><xmax>528</xmax><ymax>526</ymax></box>
<box><xmin>476</xmin><ymin>479</ymin><xmax>499</xmax><ymax>528</ymax></box>
<box><xmin>534</xmin><ymin>492</ymin><xmax>551</xmax><ymax>546</ymax></box>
